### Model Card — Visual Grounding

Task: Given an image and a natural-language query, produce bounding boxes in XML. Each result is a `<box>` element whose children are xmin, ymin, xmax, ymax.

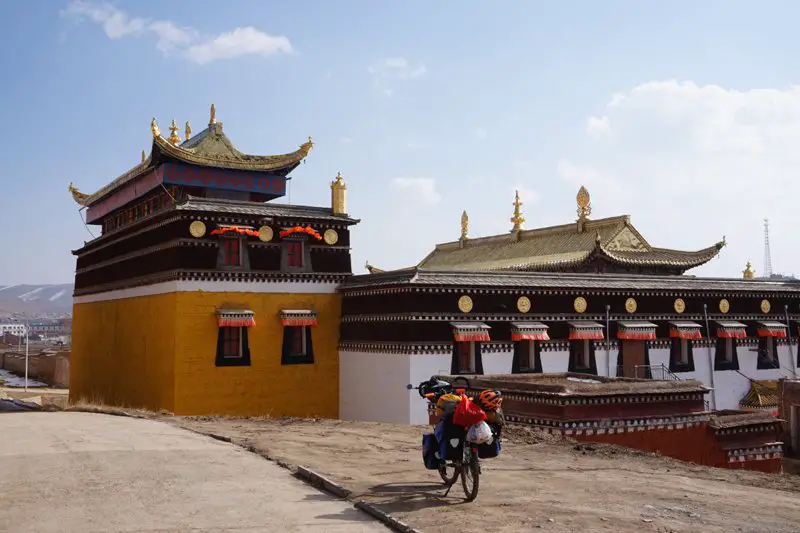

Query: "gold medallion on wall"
<box><xmin>323</xmin><ymin>229</ymin><xmax>339</xmax><ymax>245</ymax></box>
<box><xmin>458</xmin><ymin>295</ymin><xmax>474</xmax><ymax>313</ymax></box>
<box><xmin>760</xmin><ymin>299</ymin><xmax>771</xmax><ymax>313</ymax></box>
<box><xmin>719</xmin><ymin>299</ymin><xmax>730</xmax><ymax>314</ymax></box>
<box><xmin>517</xmin><ymin>296</ymin><xmax>531</xmax><ymax>313</ymax></box>
<box><xmin>189</xmin><ymin>220</ymin><xmax>206</xmax><ymax>238</ymax></box>
<box><xmin>674</xmin><ymin>298</ymin><xmax>686</xmax><ymax>314</ymax></box>
<box><xmin>625</xmin><ymin>297</ymin><xmax>637</xmax><ymax>313</ymax></box>
<box><xmin>573</xmin><ymin>296</ymin><xmax>587</xmax><ymax>314</ymax></box>
<box><xmin>258</xmin><ymin>226</ymin><xmax>274</xmax><ymax>242</ymax></box>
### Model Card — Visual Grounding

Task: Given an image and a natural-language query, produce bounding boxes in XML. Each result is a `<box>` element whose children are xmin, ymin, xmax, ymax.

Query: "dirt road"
<box><xmin>176</xmin><ymin>417</ymin><xmax>800</xmax><ymax>533</ymax></box>
<box><xmin>0</xmin><ymin>413</ymin><xmax>388</xmax><ymax>533</ymax></box>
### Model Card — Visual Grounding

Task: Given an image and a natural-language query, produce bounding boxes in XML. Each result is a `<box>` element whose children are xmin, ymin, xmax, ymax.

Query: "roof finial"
<box><xmin>185</xmin><ymin>120</ymin><xmax>192</xmax><ymax>141</ymax></box>
<box><xmin>576</xmin><ymin>185</ymin><xmax>592</xmax><ymax>233</ymax></box>
<box><xmin>460</xmin><ymin>210</ymin><xmax>469</xmax><ymax>241</ymax></box>
<box><xmin>743</xmin><ymin>261</ymin><xmax>755</xmax><ymax>279</ymax></box>
<box><xmin>510</xmin><ymin>190</ymin><xmax>525</xmax><ymax>233</ymax></box>
<box><xmin>168</xmin><ymin>119</ymin><xmax>181</xmax><ymax>145</ymax></box>
<box><xmin>331</xmin><ymin>171</ymin><xmax>347</xmax><ymax>215</ymax></box>
<box><xmin>151</xmin><ymin>117</ymin><xmax>160</xmax><ymax>138</ymax></box>
<box><xmin>141</xmin><ymin>150</ymin><xmax>146</xmax><ymax>163</ymax></box>
<box><xmin>209</xmin><ymin>103</ymin><xmax>216</xmax><ymax>125</ymax></box>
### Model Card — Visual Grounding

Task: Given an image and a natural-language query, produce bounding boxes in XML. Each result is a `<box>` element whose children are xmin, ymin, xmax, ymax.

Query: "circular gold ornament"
<box><xmin>674</xmin><ymin>298</ymin><xmax>686</xmax><ymax>314</ymax></box>
<box><xmin>258</xmin><ymin>226</ymin><xmax>274</xmax><ymax>242</ymax></box>
<box><xmin>625</xmin><ymin>297</ymin><xmax>638</xmax><ymax>313</ymax></box>
<box><xmin>458</xmin><ymin>295</ymin><xmax>474</xmax><ymax>313</ymax></box>
<box><xmin>323</xmin><ymin>229</ymin><xmax>339</xmax><ymax>245</ymax></box>
<box><xmin>517</xmin><ymin>296</ymin><xmax>531</xmax><ymax>313</ymax></box>
<box><xmin>189</xmin><ymin>220</ymin><xmax>206</xmax><ymax>238</ymax></box>
<box><xmin>719</xmin><ymin>299</ymin><xmax>730</xmax><ymax>314</ymax></box>
<box><xmin>760</xmin><ymin>299</ymin><xmax>771</xmax><ymax>313</ymax></box>
<box><xmin>574</xmin><ymin>296</ymin><xmax>587</xmax><ymax>314</ymax></box>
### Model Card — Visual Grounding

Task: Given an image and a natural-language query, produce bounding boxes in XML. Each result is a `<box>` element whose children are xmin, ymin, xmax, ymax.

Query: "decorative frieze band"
<box><xmin>727</xmin><ymin>445</ymin><xmax>783</xmax><ymax>463</ymax></box>
<box><xmin>503</xmin><ymin>413</ymin><xmax>710</xmax><ymax>434</ymax></box>
<box><xmin>503</xmin><ymin>392</ymin><xmax>706</xmax><ymax>406</ymax></box>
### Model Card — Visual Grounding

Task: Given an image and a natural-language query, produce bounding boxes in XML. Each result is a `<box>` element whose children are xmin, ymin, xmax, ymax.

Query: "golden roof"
<box><xmin>418</xmin><ymin>215</ymin><xmax>724</xmax><ymax>273</ymax></box>
<box><xmin>69</xmin><ymin>108</ymin><xmax>313</xmax><ymax>207</ymax></box>
<box><xmin>739</xmin><ymin>380</ymin><xmax>779</xmax><ymax>409</ymax></box>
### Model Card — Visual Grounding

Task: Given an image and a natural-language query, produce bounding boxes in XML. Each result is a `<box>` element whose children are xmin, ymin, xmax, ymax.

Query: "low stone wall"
<box><xmin>1</xmin><ymin>351</ymin><xmax>70</xmax><ymax>388</ymax></box>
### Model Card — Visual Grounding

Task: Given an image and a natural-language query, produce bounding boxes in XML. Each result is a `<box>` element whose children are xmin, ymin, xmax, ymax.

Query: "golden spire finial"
<box><xmin>460</xmin><ymin>210</ymin><xmax>469</xmax><ymax>240</ymax></box>
<box><xmin>185</xmin><ymin>120</ymin><xmax>192</xmax><ymax>141</ymax></box>
<box><xmin>510</xmin><ymin>190</ymin><xmax>525</xmax><ymax>232</ymax></box>
<box><xmin>576</xmin><ymin>186</ymin><xmax>592</xmax><ymax>219</ymax></box>
<box><xmin>743</xmin><ymin>261</ymin><xmax>755</xmax><ymax>279</ymax></box>
<box><xmin>209</xmin><ymin>103</ymin><xmax>216</xmax><ymax>125</ymax></box>
<box><xmin>141</xmin><ymin>150</ymin><xmax>146</xmax><ymax>163</ymax></box>
<box><xmin>168</xmin><ymin>119</ymin><xmax>181</xmax><ymax>145</ymax></box>
<box><xmin>150</xmin><ymin>117</ymin><xmax>160</xmax><ymax>138</ymax></box>
<box><xmin>331</xmin><ymin>171</ymin><xmax>347</xmax><ymax>215</ymax></box>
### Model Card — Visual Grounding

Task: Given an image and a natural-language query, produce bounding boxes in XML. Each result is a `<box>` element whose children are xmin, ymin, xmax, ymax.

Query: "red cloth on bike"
<box><xmin>452</xmin><ymin>394</ymin><xmax>487</xmax><ymax>428</ymax></box>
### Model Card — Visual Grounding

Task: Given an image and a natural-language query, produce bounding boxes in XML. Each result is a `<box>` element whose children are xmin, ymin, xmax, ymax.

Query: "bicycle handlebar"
<box><xmin>406</xmin><ymin>375</ymin><xmax>471</xmax><ymax>401</ymax></box>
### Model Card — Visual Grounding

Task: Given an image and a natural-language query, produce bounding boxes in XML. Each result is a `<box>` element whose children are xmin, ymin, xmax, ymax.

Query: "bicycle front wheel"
<box><xmin>438</xmin><ymin>463</ymin><xmax>459</xmax><ymax>485</ymax></box>
<box><xmin>460</xmin><ymin>450</ymin><xmax>480</xmax><ymax>501</ymax></box>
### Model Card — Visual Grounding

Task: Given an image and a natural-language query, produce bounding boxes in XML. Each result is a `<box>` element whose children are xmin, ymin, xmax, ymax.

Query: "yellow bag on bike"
<box><xmin>435</xmin><ymin>393</ymin><xmax>461</xmax><ymax>417</ymax></box>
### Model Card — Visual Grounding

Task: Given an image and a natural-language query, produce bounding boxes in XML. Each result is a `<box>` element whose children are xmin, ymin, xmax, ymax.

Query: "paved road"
<box><xmin>0</xmin><ymin>412</ymin><xmax>388</xmax><ymax>533</ymax></box>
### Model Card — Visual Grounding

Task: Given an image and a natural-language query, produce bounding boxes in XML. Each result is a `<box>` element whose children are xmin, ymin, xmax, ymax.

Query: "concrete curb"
<box><xmin>182</xmin><ymin>426</ymin><xmax>421</xmax><ymax>533</ymax></box>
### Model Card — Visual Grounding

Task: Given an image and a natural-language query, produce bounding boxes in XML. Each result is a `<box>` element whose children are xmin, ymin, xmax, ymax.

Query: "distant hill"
<box><xmin>0</xmin><ymin>284</ymin><xmax>73</xmax><ymax>317</ymax></box>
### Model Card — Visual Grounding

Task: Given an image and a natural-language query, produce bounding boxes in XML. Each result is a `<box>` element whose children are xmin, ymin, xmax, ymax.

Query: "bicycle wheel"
<box><xmin>460</xmin><ymin>448</ymin><xmax>480</xmax><ymax>501</ymax></box>
<box><xmin>438</xmin><ymin>462</ymin><xmax>459</xmax><ymax>485</ymax></box>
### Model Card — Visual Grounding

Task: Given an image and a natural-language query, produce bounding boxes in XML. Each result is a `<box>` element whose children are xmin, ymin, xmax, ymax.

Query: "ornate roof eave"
<box><xmin>598</xmin><ymin>240</ymin><xmax>725</xmax><ymax>268</ymax></box>
<box><xmin>152</xmin><ymin>134</ymin><xmax>313</xmax><ymax>173</ymax></box>
<box><xmin>69</xmin><ymin>155</ymin><xmax>154</xmax><ymax>207</ymax></box>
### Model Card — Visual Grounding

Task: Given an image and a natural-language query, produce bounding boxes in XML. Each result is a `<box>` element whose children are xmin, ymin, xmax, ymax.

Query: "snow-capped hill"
<box><xmin>0</xmin><ymin>284</ymin><xmax>73</xmax><ymax>316</ymax></box>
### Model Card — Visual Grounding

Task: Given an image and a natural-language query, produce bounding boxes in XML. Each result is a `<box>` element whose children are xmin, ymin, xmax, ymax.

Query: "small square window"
<box><xmin>215</xmin><ymin>326</ymin><xmax>251</xmax><ymax>367</ymax></box>
<box><xmin>281</xmin><ymin>326</ymin><xmax>314</xmax><ymax>364</ymax></box>
<box><xmin>285</xmin><ymin>241</ymin><xmax>304</xmax><ymax>269</ymax></box>
<box><xmin>456</xmin><ymin>342</ymin><xmax>475</xmax><ymax>374</ymax></box>
<box><xmin>222</xmin><ymin>238</ymin><xmax>242</xmax><ymax>266</ymax></box>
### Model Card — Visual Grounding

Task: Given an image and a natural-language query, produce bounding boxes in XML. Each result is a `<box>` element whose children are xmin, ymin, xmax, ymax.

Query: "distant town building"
<box><xmin>28</xmin><ymin>318</ymin><xmax>72</xmax><ymax>338</ymax></box>
<box><xmin>0</xmin><ymin>322</ymin><xmax>27</xmax><ymax>337</ymax></box>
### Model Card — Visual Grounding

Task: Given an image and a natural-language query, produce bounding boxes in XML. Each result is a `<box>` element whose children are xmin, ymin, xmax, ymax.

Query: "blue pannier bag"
<box><xmin>422</xmin><ymin>433</ymin><xmax>440</xmax><ymax>470</ymax></box>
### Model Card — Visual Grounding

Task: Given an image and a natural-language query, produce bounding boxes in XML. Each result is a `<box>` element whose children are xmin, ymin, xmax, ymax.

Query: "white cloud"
<box><xmin>390</xmin><ymin>177</ymin><xmax>441</xmax><ymax>207</ymax></box>
<box><xmin>563</xmin><ymin>80</ymin><xmax>800</xmax><ymax>277</ymax></box>
<box><xmin>61</xmin><ymin>1</ymin><xmax>292</xmax><ymax>64</ymax></box>
<box><xmin>473</xmin><ymin>127</ymin><xmax>488</xmax><ymax>139</ymax></box>
<box><xmin>368</xmin><ymin>57</ymin><xmax>426</xmax><ymax>95</ymax></box>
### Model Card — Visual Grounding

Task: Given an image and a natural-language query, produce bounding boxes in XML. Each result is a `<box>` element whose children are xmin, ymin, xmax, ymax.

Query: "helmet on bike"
<box><xmin>476</xmin><ymin>389</ymin><xmax>502</xmax><ymax>411</ymax></box>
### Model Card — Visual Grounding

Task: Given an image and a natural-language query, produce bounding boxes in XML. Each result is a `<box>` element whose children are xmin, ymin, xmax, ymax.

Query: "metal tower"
<box><xmin>763</xmin><ymin>218</ymin><xmax>773</xmax><ymax>278</ymax></box>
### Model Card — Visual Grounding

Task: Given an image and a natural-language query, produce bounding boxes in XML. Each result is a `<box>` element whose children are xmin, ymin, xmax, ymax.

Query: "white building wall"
<box><xmin>0</xmin><ymin>323</ymin><xmax>27</xmax><ymax>336</ymax></box>
<box><xmin>339</xmin><ymin>350</ymin><xmax>412</xmax><ymax>424</ymax></box>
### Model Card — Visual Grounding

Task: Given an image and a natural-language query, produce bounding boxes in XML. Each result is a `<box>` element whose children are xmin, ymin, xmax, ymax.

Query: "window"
<box><xmin>215</xmin><ymin>326</ymin><xmax>251</xmax><ymax>367</ymax></box>
<box><xmin>457</xmin><ymin>341</ymin><xmax>475</xmax><ymax>374</ymax></box>
<box><xmin>285</xmin><ymin>241</ymin><xmax>304</xmax><ymax>268</ymax></box>
<box><xmin>222</xmin><ymin>238</ymin><xmax>242</xmax><ymax>266</ymax></box>
<box><xmin>669</xmin><ymin>338</ymin><xmax>695</xmax><ymax>373</ymax></box>
<box><xmin>757</xmin><ymin>337</ymin><xmax>780</xmax><ymax>370</ymax></box>
<box><xmin>281</xmin><ymin>326</ymin><xmax>314</xmax><ymax>364</ymax></box>
<box><xmin>568</xmin><ymin>340</ymin><xmax>597</xmax><ymax>375</ymax></box>
<box><xmin>714</xmin><ymin>338</ymin><xmax>740</xmax><ymax>371</ymax></box>
<box><xmin>513</xmin><ymin>340</ymin><xmax>541</xmax><ymax>373</ymax></box>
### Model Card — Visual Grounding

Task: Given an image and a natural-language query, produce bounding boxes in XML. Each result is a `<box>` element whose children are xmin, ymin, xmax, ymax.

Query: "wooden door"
<box><xmin>621</xmin><ymin>340</ymin><xmax>646</xmax><ymax>378</ymax></box>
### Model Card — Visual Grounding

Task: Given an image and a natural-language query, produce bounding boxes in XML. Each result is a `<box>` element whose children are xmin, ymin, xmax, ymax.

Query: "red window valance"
<box><xmin>669</xmin><ymin>321</ymin><xmax>703</xmax><ymax>340</ymax></box>
<box><xmin>279</xmin><ymin>310</ymin><xmax>318</xmax><ymax>327</ymax></box>
<box><xmin>716</xmin><ymin>321</ymin><xmax>747</xmax><ymax>339</ymax></box>
<box><xmin>568</xmin><ymin>321</ymin><xmax>604</xmax><ymax>341</ymax></box>
<box><xmin>451</xmin><ymin>322</ymin><xmax>491</xmax><ymax>342</ymax></box>
<box><xmin>510</xmin><ymin>322</ymin><xmax>550</xmax><ymax>341</ymax></box>
<box><xmin>617</xmin><ymin>321</ymin><xmax>657</xmax><ymax>341</ymax></box>
<box><xmin>757</xmin><ymin>321</ymin><xmax>788</xmax><ymax>338</ymax></box>
<box><xmin>216</xmin><ymin>309</ymin><xmax>256</xmax><ymax>328</ymax></box>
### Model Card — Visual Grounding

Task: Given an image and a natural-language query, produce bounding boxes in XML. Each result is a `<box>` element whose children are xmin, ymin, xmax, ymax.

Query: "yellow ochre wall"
<box><xmin>173</xmin><ymin>291</ymin><xmax>341</xmax><ymax>417</ymax></box>
<box><xmin>70</xmin><ymin>293</ymin><xmax>177</xmax><ymax>411</ymax></box>
<box><xmin>71</xmin><ymin>289</ymin><xmax>342</xmax><ymax>417</ymax></box>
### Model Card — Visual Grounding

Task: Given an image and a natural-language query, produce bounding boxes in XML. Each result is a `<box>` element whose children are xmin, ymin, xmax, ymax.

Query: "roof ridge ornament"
<box><xmin>150</xmin><ymin>117</ymin><xmax>161</xmax><ymax>138</ymax></box>
<box><xmin>141</xmin><ymin>150</ymin><xmax>146</xmax><ymax>163</ymax></box>
<box><xmin>168</xmin><ymin>119</ymin><xmax>181</xmax><ymax>145</ymax></box>
<box><xmin>185</xmin><ymin>120</ymin><xmax>192</xmax><ymax>142</ymax></box>
<box><xmin>460</xmin><ymin>210</ymin><xmax>469</xmax><ymax>242</ymax></box>
<box><xmin>510</xmin><ymin>190</ymin><xmax>525</xmax><ymax>233</ymax></box>
<box><xmin>576</xmin><ymin>185</ymin><xmax>592</xmax><ymax>233</ymax></box>
<box><xmin>210</xmin><ymin>103</ymin><xmax>216</xmax><ymax>125</ymax></box>
<box><xmin>743</xmin><ymin>261</ymin><xmax>755</xmax><ymax>279</ymax></box>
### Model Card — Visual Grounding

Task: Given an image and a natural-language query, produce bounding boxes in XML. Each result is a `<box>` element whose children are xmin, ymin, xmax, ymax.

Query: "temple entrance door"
<box><xmin>621</xmin><ymin>340</ymin><xmax>646</xmax><ymax>378</ymax></box>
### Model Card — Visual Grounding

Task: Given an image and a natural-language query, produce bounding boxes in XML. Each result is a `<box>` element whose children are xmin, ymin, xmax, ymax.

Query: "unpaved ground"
<box><xmin>175</xmin><ymin>417</ymin><xmax>800</xmax><ymax>533</ymax></box>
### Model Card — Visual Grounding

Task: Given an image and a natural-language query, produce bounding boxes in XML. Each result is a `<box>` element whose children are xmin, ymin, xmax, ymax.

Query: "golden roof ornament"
<box><xmin>576</xmin><ymin>185</ymin><xmax>592</xmax><ymax>233</ymax></box>
<box><xmin>68</xmin><ymin>182</ymin><xmax>90</xmax><ymax>206</ymax></box>
<box><xmin>743</xmin><ymin>261</ymin><xmax>755</xmax><ymax>279</ymax></box>
<box><xmin>185</xmin><ymin>120</ymin><xmax>192</xmax><ymax>142</ymax></box>
<box><xmin>299</xmin><ymin>136</ymin><xmax>314</xmax><ymax>157</ymax></box>
<box><xmin>510</xmin><ymin>190</ymin><xmax>525</xmax><ymax>232</ymax></box>
<box><xmin>209</xmin><ymin>103</ymin><xmax>216</xmax><ymax>125</ymax></box>
<box><xmin>141</xmin><ymin>150</ymin><xmax>146</xmax><ymax>163</ymax></box>
<box><xmin>460</xmin><ymin>210</ymin><xmax>469</xmax><ymax>240</ymax></box>
<box><xmin>331</xmin><ymin>171</ymin><xmax>347</xmax><ymax>215</ymax></box>
<box><xmin>150</xmin><ymin>117</ymin><xmax>161</xmax><ymax>138</ymax></box>
<box><xmin>168</xmin><ymin>119</ymin><xmax>181</xmax><ymax>145</ymax></box>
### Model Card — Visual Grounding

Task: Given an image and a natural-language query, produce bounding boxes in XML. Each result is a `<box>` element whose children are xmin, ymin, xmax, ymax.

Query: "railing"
<box><xmin>616</xmin><ymin>363</ymin><xmax>681</xmax><ymax>381</ymax></box>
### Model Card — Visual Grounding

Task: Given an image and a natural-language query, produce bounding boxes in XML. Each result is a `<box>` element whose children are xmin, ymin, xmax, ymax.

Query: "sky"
<box><xmin>1</xmin><ymin>0</ymin><xmax>800</xmax><ymax>284</ymax></box>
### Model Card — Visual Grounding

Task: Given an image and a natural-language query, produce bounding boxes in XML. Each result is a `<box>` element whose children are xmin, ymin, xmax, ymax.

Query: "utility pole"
<box><xmin>24</xmin><ymin>320</ymin><xmax>29</xmax><ymax>392</ymax></box>
<box><xmin>763</xmin><ymin>218</ymin><xmax>773</xmax><ymax>278</ymax></box>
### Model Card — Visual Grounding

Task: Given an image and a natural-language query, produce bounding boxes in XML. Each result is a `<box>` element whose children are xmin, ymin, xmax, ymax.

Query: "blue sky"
<box><xmin>2</xmin><ymin>0</ymin><xmax>800</xmax><ymax>284</ymax></box>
